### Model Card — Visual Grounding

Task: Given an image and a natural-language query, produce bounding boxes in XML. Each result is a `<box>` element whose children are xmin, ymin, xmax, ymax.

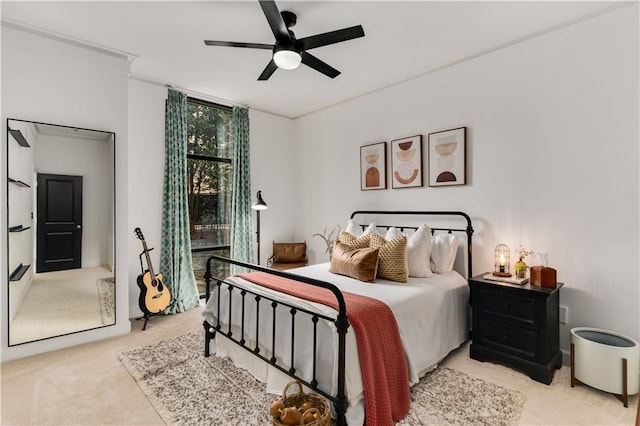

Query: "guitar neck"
<box><xmin>141</xmin><ymin>241</ymin><xmax>156</xmax><ymax>278</ymax></box>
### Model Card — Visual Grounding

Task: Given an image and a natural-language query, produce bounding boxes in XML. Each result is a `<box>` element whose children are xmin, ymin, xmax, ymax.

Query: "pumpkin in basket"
<box><xmin>270</xmin><ymin>400</ymin><xmax>285</xmax><ymax>418</ymax></box>
<box><xmin>302</xmin><ymin>408</ymin><xmax>321</xmax><ymax>424</ymax></box>
<box><xmin>270</xmin><ymin>380</ymin><xmax>331</xmax><ymax>426</ymax></box>
<box><xmin>280</xmin><ymin>407</ymin><xmax>302</xmax><ymax>425</ymax></box>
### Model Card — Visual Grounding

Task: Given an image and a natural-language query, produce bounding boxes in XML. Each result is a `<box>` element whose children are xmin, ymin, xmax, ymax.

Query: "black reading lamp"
<box><xmin>251</xmin><ymin>190</ymin><xmax>268</xmax><ymax>264</ymax></box>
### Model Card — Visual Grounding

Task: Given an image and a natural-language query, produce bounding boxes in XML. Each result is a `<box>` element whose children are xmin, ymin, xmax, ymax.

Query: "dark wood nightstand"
<box><xmin>468</xmin><ymin>273</ymin><xmax>563</xmax><ymax>385</ymax></box>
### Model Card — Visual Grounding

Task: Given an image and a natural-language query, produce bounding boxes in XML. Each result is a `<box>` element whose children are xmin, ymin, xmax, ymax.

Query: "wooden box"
<box><xmin>530</xmin><ymin>266</ymin><xmax>557</xmax><ymax>288</ymax></box>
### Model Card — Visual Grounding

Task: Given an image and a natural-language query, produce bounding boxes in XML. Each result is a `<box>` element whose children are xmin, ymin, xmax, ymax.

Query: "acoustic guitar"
<box><xmin>134</xmin><ymin>227</ymin><xmax>171</xmax><ymax>315</ymax></box>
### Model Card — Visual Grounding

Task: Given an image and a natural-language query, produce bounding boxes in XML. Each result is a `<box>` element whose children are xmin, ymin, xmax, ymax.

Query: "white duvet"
<box><xmin>202</xmin><ymin>263</ymin><xmax>469</xmax><ymax>425</ymax></box>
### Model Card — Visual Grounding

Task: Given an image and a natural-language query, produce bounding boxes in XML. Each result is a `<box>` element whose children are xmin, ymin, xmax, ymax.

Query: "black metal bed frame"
<box><xmin>203</xmin><ymin>211</ymin><xmax>474</xmax><ymax>425</ymax></box>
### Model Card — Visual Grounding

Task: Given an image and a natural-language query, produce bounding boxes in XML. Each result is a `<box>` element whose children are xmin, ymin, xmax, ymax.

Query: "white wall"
<box><xmin>35</xmin><ymin>134</ymin><xmax>112</xmax><ymax>268</ymax></box>
<box><xmin>127</xmin><ymin>79</ymin><xmax>166</xmax><ymax>318</ymax></box>
<box><xmin>249</xmin><ymin>109</ymin><xmax>298</xmax><ymax>265</ymax></box>
<box><xmin>293</xmin><ymin>5</ymin><xmax>639</xmax><ymax>359</ymax></box>
<box><xmin>1</xmin><ymin>26</ymin><xmax>130</xmax><ymax>361</ymax></box>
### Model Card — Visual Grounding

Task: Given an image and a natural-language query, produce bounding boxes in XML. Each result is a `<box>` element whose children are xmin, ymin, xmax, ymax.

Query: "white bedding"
<box><xmin>202</xmin><ymin>263</ymin><xmax>469</xmax><ymax>425</ymax></box>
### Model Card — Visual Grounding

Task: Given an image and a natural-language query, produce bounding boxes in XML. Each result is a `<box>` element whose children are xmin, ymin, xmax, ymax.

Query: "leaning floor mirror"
<box><xmin>7</xmin><ymin>118</ymin><xmax>115</xmax><ymax>346</ymax></box>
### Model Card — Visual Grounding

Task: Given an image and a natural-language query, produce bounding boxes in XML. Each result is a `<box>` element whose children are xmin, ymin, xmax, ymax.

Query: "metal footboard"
<box><xmin>203</xmin><ymin>255</ymin><xmax>350</xmax><ymax>425</ymax></box>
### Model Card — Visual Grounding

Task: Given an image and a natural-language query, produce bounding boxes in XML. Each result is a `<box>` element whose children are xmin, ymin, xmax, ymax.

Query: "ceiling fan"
<box><xmin>204</xmin><ymin>0</ymin><xmax>365</xmax><ymax>80</ymax></box>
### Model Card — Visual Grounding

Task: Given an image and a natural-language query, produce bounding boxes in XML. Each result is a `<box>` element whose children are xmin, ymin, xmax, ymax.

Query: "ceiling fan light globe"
<box><xmin>273</xmin><ymin>50</ymin><xmax>301</xmax><ymax>70</ymax></box>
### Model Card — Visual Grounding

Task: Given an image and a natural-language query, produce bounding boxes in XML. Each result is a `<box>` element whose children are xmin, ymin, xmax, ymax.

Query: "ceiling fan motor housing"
<box><xmin>281</xmin><ymin>10</ymin><xmax>297</xmax><ymax>28</ymax></box>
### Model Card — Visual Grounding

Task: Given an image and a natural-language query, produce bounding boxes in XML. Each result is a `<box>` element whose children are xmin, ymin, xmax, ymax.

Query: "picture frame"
<box><xmin>428</xmin><ymin>127</ymin><xmax>467</xmax><ymax>187</ymax></box>
<box><xmin>390</xmin><ymin>135</ymin><xmax>422</xmax><ymax>189</ymax></box>
<box><xmin>360</xmin><ymin>142</ymin><xmax>387</xmax><ymax>190</ymax></box>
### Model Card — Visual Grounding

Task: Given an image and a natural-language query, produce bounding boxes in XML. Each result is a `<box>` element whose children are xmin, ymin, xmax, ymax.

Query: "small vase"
<box><xmin>514</xmin><ymin>260</ymin><xmax>527</xmax><ymax>279</ymax></box>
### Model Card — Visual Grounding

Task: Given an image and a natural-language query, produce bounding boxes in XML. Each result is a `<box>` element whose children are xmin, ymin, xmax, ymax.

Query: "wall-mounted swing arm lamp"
<box><xmin>251</xmin><ymin>190</ymin><xmax>268</xmax><ymax>264</ymax></box>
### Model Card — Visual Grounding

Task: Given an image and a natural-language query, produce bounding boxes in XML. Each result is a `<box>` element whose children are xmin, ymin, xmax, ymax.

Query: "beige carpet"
<box><xmin>119</xmin><ymin>332</ymin><xmax>526</xmax><ymax>425</ymax></box>
<box><xmin>2</xmin><ymin>307</ymin><xmax>638</xmax><ymax>425</ymax></box>
<box><xmin>9</xmin><ymin>266</ymin><xmax>113</xmax><ymax>345</ymax></box>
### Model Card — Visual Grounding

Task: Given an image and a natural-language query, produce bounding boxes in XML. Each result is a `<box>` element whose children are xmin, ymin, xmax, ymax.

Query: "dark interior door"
<box><xmin>36</xmin><ymin>173</ymin><xmax>83</xmax><ymax>273</ymax></box>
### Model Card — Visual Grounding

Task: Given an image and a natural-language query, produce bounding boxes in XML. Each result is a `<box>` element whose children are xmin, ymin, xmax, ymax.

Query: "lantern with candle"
<box><xmin>493</xmin><ymin>244</ymin><xmax>511</xmax><ymax>277</ymax></box>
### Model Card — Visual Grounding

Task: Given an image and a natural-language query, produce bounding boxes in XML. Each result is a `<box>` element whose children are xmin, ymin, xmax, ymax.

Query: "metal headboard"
<box><xmin>349</xmin><ymin>210</ymin><xmax>474</xmax><ymax>278</ymax></box>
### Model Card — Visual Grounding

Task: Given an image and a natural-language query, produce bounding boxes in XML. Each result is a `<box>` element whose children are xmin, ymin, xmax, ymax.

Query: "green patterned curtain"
<box><xmin>160</xmin><ymin>89</ymin><xmax>199</xmax><ymax>313</ymax></box>
<box><xmin>230</xmin><ymin>106</ymin><xmax>253</xmax><ymax>267</ymax></box>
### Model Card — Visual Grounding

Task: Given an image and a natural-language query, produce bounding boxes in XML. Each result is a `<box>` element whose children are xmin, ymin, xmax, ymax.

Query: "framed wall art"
<box><xmin>360</xmin><ymin>142</ymin><xmax>386</xmax><ymax>190</ymax></box>
<box><xmin>391</xmin><ymin>135</ymin><xmax>422</xmax><ymax>189</ymax></box>
<box><xmin>428</xmin><ymin>127</ymin><xmax>467</xmax><ymax>187</ymax></box>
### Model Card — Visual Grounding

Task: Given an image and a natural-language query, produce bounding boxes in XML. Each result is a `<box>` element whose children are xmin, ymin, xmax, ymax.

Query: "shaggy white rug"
<box><xmin>119</xmin><ymin>332</ymin><xmax>525</xmax><ymax>425</ymax></box>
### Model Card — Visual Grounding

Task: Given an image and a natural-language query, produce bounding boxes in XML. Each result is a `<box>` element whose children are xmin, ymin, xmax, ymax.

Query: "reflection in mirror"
<box><xmin>7</xmin><ymin>119</ymin><xmax>115</xmax><ymax>346</ymax></box>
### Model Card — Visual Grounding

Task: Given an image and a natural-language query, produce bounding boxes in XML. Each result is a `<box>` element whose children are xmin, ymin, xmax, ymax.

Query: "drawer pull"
<box><xmin>503</xmin><ymin>304</ymin><xmax>510</xmax><ymax>309</ymax></box>
<box><xmin>503</xmin><ymin>335</ymin><xmax>509</xmax><ymax>341</ymax></box>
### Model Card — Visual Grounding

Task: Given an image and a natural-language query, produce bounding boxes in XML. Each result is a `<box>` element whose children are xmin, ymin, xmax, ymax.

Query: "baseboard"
<box><xmin>561</xmin><ymin>348</ymin><xmax>571</xmax><ymax>366</ymax></box>
<box><xmin>129</xmin><ymin>305</ymin><xmax>143</xmax><ymax>319</ymax></box>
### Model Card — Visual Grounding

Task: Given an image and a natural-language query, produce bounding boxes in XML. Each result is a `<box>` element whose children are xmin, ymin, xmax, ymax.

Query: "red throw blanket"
<box><xmin>237</xmin><ymin>272</ymin><xmax>410</xmax><ymax>426</ymax></box>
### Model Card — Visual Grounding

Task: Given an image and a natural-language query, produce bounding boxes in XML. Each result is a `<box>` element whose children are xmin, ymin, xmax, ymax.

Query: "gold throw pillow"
<box><xmin>369</xmin><ymin>233</ymin><xmax>409</xmax><ymax>283</ymax></box>
<box><xmin>337</xmin><ymin>231</ymin><xmax>371</xmax><ymax>249</ymax></box>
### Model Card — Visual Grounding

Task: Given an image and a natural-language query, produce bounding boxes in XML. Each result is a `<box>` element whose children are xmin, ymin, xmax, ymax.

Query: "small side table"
<box><xmin>571</xmin><ymin>327</ymin><xmax>640</xmax><ymax>407</ymax></box>
<box><xmin>469</xmin><ymin>273</ymin><xmax>563</xmax><ymax>385</ymax></box>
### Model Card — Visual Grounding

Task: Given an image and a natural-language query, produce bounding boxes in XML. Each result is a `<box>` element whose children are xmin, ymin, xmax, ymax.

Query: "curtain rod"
<box><xmin>129</xmin><ymin>74</ymin><xmax>248</xmax><ymax>109</ymax></box>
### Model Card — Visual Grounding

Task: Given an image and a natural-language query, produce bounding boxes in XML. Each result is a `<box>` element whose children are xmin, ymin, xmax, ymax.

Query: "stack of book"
<box><xmin>483</xmin><ymin>274</ymin><xmax>529</xmax><ymax>285</ymax></box>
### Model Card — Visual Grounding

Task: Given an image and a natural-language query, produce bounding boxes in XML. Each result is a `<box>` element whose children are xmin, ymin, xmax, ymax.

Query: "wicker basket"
<box><xmin>270</xmin><ymin>380</ymin><xmax>331</xmax><ymax>426</ymax></box>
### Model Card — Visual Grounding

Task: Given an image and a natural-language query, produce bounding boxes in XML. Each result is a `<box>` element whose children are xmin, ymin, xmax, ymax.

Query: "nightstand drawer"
<box><xmin>479</xmin><ymin>289</ymin><xmax>538</xmax><ymax>327</ymax></box>
<box><xmin>478</xmin><ymin>318</ymin><xmax>539</xmax><ymax>360</ymax></box>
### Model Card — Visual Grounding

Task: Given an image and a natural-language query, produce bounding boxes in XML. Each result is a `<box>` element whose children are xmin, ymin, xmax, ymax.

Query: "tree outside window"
<box><xmin>186</xmin><ymin>98</ymin><xmax>232</xmax><ymax>294</ymax></box>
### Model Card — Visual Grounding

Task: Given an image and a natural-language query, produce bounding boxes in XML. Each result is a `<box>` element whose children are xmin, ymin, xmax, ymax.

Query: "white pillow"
<box><xmin>430</xmin><ymin>233</ymin><xmax>459</xmax><ymax>274</ymax></box>
<box><xmin>383</xmin><ymin>226</ymin><xmax>402</xmax><ymax>241</ymax></box>
<box><xmin>345</xmin><ymin>219</ymin><xmax>377</xmax><ymax>236</ymax></box>
<box><xmin>385</xmin><ymin>225</ymin><xmax>434</xmax><ymax>278</ymax></box>
<box><xmin>345</xmin><ymin>219</ymin><xmax>360</xmax><ymax>235</ymax></box>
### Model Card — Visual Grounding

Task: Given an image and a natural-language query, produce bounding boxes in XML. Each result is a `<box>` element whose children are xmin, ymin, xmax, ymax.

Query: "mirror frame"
<box><xmin>6</xmin><ymin>118</ymin><xmax>116</xmax><ymax>346</ymax></box>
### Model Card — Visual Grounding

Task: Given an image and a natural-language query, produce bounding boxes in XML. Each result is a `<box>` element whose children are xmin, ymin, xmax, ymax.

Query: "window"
<box><xmin>186</xmin><ymin>98</ymin><xmax>232</xmax><ymax>295</ymax></box>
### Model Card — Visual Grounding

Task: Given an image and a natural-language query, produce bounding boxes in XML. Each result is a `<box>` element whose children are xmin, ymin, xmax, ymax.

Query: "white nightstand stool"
<box><xmin>571</xmin><ymin>327</ymin><xmax>640</xmax><ymax>407</ymax></box>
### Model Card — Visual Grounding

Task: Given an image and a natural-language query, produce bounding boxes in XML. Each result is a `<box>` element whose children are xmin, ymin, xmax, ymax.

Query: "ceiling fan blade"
<box><xmin>259</xmin><ymin>0</ymin><xmax>291</xmax><ymax>44</ymax></box>
<box><xmin>258</xmin><ymin>59</ymin><xmax>278</xmax><ymax>81</ymax></box>
<box><xmin>204</xmin><ymin>40</ymin><xmax>274</xmax><ymax>50</ymax></box>
<box><xmin>298</xmin><ymin>25</ymin><xmax>365</xmax><ymax>51</ymax></box>
<box><xmin>301</xmin><ymin>51</ymin><xmax>340</xmax><ymax>79</ymax></box>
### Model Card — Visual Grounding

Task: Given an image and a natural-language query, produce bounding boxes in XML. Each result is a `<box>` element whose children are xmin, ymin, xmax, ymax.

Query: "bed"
<box><xmin>202</xmin><ymin>210</ymin><xmax>474</xmax><ymax>425</ymax></box>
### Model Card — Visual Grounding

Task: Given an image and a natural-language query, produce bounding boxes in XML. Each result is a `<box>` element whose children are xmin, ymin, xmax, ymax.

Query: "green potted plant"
<box><xmin>514</xmin><ymin>246</ymin><xmax>535</xmax><ymax>279</ymax></box>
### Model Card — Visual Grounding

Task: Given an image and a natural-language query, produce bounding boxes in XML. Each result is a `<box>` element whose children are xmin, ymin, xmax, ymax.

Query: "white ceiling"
<box><xmin>1</xmin><ymin>1</ymin><xmax>622</xmax><ymax>118</ymax></box>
